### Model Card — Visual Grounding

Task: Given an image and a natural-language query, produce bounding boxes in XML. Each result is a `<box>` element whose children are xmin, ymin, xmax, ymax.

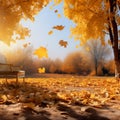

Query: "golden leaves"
<box><xmin>59</xmin><ymin>40</ymin><xmax>68</xmax><ymax>47</ymax></box>
<box><xmin>54</xmin><ymin>9</ymin><xmax>61</xmax><ymax>18</ymax></box>
<box><xmin>53</xmin><ymin>0</ymin><xmax>62</xmax><ymax>5</ymax></box>
<box><xmin>0</xmin><ymin>0</ymin><xmax>51</xmax><ymax>44</ymax></box>
<box><xmin>0</xmin><ymin>76</ymin><xmax>119</xmax><ymax>110</ymax></box>
<box><xmin>57</xmin><ymin>14</ymin><xmax>61</xmax><ymax>18</ymax></box>
<box><xmin>48</xmin><ymin>25</ymin><xmax>64</xmax><ymax>36</ymax></box>
<box><xmin>53</xmin><ymin>25</ymin><xmax>65</xmax><ymax>30</ymax></box>
<box><xmin>34</xmin><ymin>46</ymin><xmax>48</xmax><ymax>58</ymax></box>
<box><xmin>23</xmin><ymin>42</ymin><xmax>31</xmax><ymax>48</ymax></box>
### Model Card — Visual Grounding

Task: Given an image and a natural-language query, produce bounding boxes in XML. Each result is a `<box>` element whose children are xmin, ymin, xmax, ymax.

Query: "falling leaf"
<box><xmin>49</xmin><ymin>6</ymin><xmax>53</xmax><ymax>10</ymax></box>
<box><xmin>54</xmin><ymin>9</ymin><xmax>58</xmax><ymax>13</ymax></box>
<box><xmin>53</xmin><ymin>25</ymin><xmax>65</xmax><ymax>30</ymax></box>
<box><xmin>59</xmin><ymin>40</ymin><xmax>68</xmax><ymax>47</ymax></box>
<box><xmin>23</xmin><ymin>43</ymin><xmax>28</xmax><ymax>48</ymax></box>
<box><xmin>76</xmin><ymin>45</ymin><xmax>79</xmax><ymax>48</ymax></box>
<box><xmin>34</xmin><ymin>46</ymin><xmax>48</xmax><ymax>58</ymax></box>
<box><xmin>48</xmin><ymin>30</ymin><xmax>53</xmax><ymax>35</ymax></box>
<box><xmin>57</xmin><ymin>14</ymin><xmax>61</xmax><ymax>18</ymax></box>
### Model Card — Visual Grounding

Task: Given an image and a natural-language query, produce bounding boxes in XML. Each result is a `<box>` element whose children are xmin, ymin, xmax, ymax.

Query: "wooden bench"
<box><xmin>0</xmin><ymin>63</ymin><xmax>25</xmax><ymax>83</ymax></box>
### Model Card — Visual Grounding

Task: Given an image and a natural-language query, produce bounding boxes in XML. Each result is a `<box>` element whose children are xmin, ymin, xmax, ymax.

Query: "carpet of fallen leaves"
<box><xmin>0</xmin><ymin>74</ymin><xmax>120</xmax><ymax>110</ymax></box>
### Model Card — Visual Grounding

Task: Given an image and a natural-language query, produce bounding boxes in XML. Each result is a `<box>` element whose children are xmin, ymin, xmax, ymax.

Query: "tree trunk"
<box><xmin>95</xmin><ymin>66</ymin><xmax>98</xmax><ymax>76</ymax></box>
<box><xmin>115</xmin><ymin>60</ymin><xmax>120</xmax><ymax>78</ymax></box>
<box><xmin>109</xmin><ymin>0</ymin><xmax>120</xmax><ymax>79</ymax></box>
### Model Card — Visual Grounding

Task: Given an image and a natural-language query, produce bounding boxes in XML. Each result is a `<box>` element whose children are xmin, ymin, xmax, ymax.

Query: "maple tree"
<box><xmin>0</xmin><ymin>0</ymin><xmax>50</xmax><ymax>44</ymax></box>
<box><xmin>53</xmin><ymin>0</ymin><xmax>120</xmax><ymax>78</ymax></box>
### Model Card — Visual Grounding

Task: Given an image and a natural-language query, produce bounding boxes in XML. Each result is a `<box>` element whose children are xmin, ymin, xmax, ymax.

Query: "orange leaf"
<box><xmin>23</xmin><ymin>43</ymin><xmax>28</xmax><ymax>48</ymax></box>
<box><xmin>59</xmin><ymin>40</ymin><xmax>68</xmax><ymax>47</ymax></box>
<box><xmin>54</xmin><ymin>9</ymin><xmax>58</xmax><ymax>13</ymax></box>
<box><xmin>53</xmin><ymin>25</ymin><xmax>64</xmax><ymax>30</ymax></box>
<box><xmin>48</xmin><ymin>30</ymin><xmax>53</xmax><ymax>35</ymax></box>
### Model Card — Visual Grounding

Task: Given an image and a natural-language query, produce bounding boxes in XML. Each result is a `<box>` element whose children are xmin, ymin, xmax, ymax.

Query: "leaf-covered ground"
<box><xmin>0</xmin><ymin>74</ymin><xmax>120</xmax><ymax>120</ymax></box>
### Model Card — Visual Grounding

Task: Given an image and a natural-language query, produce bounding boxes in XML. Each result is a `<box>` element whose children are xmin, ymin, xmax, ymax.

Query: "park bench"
<box><xmin>0</xmin><ymin>63</ymin><xmax>25</xmax><ymax>83</ymax></box>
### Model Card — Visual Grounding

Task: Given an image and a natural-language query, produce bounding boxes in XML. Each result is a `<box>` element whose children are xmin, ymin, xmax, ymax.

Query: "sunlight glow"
<box><xmin>0</xmin><ymin>41</ymin><xmax>10</xmax><ymax>53</ymax></box>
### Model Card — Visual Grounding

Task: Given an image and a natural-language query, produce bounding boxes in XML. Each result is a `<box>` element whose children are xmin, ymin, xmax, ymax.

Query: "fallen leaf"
<box><xmin>38</xmin><ymin>67</ymin><xmax>45</xmax><ymax>73</ymax></box>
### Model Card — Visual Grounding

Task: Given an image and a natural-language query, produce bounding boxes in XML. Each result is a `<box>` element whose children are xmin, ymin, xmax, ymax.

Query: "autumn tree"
<box><xmin>0</xmin><ymin>0</ymin><xmax>49</xmax><ymax>44</ymax></box>
<box><xmin>54</xmin><ymin>0</ymin><xmax>120</xmax><ymax>78</ymax></box>
<box><xmin>83</xmin><ymin>39</ymin><xmax>112</xmax><ymax>75</ymax></box>
<box><xmin>62</xmin><ymin>51</ymin><xmax>91</xmax><ymax>74</ymax></box>
<box><xmin>4</xmin><ymin>45</ymin><xmax>37</xmax><ymax>74</ymax></box>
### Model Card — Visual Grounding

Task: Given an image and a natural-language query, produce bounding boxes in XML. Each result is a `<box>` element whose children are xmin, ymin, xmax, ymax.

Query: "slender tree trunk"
<box><xmin>115</xmin><ymin>60</ymin><xmax>120</xmax><ymax>78</ymax></box>
<box><xmin>109</xmin><ymin>0</ymin><xmax>120</xmax><ymax>79</ymax></box>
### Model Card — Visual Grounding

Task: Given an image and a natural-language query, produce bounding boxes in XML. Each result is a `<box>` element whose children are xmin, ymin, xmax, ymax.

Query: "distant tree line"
<box><xmin>0</xmin><ymin>40</ymin><xmax>115</xmax><ymax>76</ymax></box>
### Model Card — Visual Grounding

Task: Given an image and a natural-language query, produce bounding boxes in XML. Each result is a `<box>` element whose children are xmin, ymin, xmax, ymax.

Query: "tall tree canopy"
<box><xmin>55</xmin><ymin>0</ymin><xmax>120</xmax><ymax>78</ymax></box>
<box><xmin>0</xmin><ymin>0</ymin><xmax>49</xmax><ymax>44</ymax></box>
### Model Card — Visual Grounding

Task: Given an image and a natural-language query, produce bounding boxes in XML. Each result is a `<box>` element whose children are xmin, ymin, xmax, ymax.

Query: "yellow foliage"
<box><xmin>60</xmin><ymin>0</ymin><xmax>111</xmax><ymax>44</ymax></box>
<box><xmin>0</xmin><ymin>0</ymin><xmax>50</xmax><ymax>44</ymax></box>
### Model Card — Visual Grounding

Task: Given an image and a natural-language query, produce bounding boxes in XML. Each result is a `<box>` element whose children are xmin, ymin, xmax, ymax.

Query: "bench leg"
<box><xmin>5</xmin><ymin>77</ymin><xmax>8</xmax><ymax>84</ymax></box>
<box><xmin>16</xmin><ymin>75</ymin><xmax>18</xmax><ymax>84</ymax></box>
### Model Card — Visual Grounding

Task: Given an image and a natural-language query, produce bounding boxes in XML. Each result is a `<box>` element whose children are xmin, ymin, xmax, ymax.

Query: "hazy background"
<box><xmin>0</xmin><ymin>2</ymin><xmax>114</xmax><ymax>76</ymax></box>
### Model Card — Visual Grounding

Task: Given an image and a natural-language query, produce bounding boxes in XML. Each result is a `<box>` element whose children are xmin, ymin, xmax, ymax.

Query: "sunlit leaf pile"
<box><xmin>0</xmin><ymin>76</ymin><xmax>119</xmax><ymax>110</ymax></box>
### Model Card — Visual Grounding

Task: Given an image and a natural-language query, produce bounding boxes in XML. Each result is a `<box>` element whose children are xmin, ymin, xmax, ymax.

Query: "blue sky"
<box><xmin>20</xmin><ymin>2</ymin><xmax>81</xmax><ymax>60</ymax></box>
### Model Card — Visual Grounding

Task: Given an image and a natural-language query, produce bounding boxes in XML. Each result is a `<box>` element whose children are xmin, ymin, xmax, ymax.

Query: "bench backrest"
<box><xmin>0</xmin><ymin>63</ymin><xmax>22</xmax><ymax>71</ymax></box>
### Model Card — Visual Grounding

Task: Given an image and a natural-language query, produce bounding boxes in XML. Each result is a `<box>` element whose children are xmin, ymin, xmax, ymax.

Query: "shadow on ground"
<box><xmin>0</xmin><ymin>81</ymin><xmax>119</xmax><ymax>120</ymax></box>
